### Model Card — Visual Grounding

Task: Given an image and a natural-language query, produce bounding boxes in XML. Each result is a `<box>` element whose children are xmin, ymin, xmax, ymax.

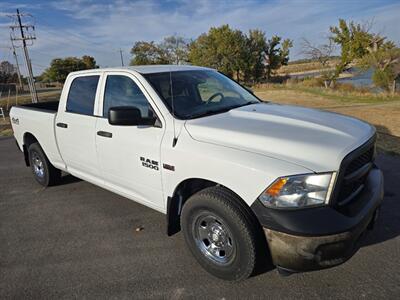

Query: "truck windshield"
<box><xmin>143</xmin><ymin>70</ymin><xmax>260</xmax><ymax>119</ymax></box>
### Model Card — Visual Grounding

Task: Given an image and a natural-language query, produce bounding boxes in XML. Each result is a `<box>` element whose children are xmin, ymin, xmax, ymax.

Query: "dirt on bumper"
<box><xmin>264</xmin><ymin>207</ymin><xmax>379</xmax><ymax>272</ymax></box>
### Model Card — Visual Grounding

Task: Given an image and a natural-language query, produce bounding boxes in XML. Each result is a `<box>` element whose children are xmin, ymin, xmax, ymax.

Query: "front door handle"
<box><xmin>97</xmin><ymin>131</ymin><xmax>112</xmax><ymax>138</ymax></box>
<box><xmin>56</xmin><ymin>122</ymin><xmax>68</xmax><ymax>128</ymax></box>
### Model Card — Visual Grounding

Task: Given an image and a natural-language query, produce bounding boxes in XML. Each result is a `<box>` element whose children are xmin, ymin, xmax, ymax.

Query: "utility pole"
<box><xmin>10</xmin><ymin>36</ymin><xmax>23</xmax><ymax>91</ymax></box>
<box><xmin>119</xmin><ymin>49</ymin><xmax>124</xmax><ymax>66</ymax></box>
<box><xmin>10</xmin><ymin>9</ymin><xmax>38</xmax><ymax>103</ymax></box>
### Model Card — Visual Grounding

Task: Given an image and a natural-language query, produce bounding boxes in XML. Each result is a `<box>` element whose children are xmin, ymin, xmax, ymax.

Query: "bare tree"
<box><xmin>301</xmin><ymin>38</ymin><xmax>335</xmax><ymax>68</ymax></box>
<box><xmin>301</xmin><ymin>38</ymin><xmax>336</xmax><ymax>88</ymax></box>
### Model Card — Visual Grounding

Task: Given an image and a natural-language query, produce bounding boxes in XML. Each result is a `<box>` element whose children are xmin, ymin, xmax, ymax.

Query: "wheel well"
<box><xmin>22</xmin><ymin>132</ymin><xmax>38</xmax><ymax>166</ymax></box>
<box><xmin>166</xmin><ymin>178</ymin><xmax>260</xmax><ymax>237</ymax></box>
<box><xmin>167</xmin><ymin>178</ymin><xmax>218</xmax><ymax>236</ymax></box>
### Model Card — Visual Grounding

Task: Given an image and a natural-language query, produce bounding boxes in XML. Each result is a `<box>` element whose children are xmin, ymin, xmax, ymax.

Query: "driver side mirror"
<box><xmin>108</xmin><ymin>106</ymin><xmax>157</xmax><ymax>126</ymax></box>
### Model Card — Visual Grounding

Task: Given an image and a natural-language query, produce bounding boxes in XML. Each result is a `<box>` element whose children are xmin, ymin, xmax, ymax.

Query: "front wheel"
<box><xmin>181</xmin><ymin>186</ymin><xmax>257</xmax><ymax>281</ymax></box>
<box><xmin>28</xmin><ymin>142</ymin><xmax>61</xmax><ymax>187</ymax></box>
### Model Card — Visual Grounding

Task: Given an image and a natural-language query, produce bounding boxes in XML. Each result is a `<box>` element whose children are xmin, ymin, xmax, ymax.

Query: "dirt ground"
<box><xmin>255</xmin><ymin>89</ymin><xmax>400</xmax><ymax>155</ymax></box>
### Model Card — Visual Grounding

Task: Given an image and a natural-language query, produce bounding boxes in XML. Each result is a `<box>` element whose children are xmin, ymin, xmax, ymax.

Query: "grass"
<box><xmin>0</xmin><ymin>117</ymin><xmax>12</xmax><ymax>137</ymax></box>
<box><xmin>277</xmin><ymin>58</ymin><xmax>340</xmax><ymax>75</ymax></box>
<box><xmin>255</xmin><ymin>83</ymin><xmax>400</xmax><ymax>104</ymax></box>
<box><xmin>0</xmin><ymin>90</ymin><xmax>61</xmax><ymax>107</ymax></box>
<box><xmin>0</xmin><ymin>89</ymin><xmax>61</xmax><ymax>137</ymax></box>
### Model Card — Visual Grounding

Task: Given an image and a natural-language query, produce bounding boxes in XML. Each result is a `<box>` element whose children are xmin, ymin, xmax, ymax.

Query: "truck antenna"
<box><xmin>169</xmin><ymin>71</ymin><xmax>178</xmax><ymax>147</ymax></box>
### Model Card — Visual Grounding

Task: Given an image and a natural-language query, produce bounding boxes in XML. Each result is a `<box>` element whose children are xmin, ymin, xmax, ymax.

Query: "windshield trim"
<box><xmin>143</xmin><ymin>70</ymin><xmax>262</xmax><ymax>120</ymax></box>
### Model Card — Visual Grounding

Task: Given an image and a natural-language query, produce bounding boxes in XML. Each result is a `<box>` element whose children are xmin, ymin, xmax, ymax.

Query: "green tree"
<box><xmin>160</xmin><ymin>36</ymin><xmax>190</xmax><ymax>65</ymax></box>
<box><xmin>243</xmin><ymin>29</ymin><xmax>267</xmax><ymax>83</ymax></box>
<box><xmin>0</xmin><ymin>61</ymin><xmax>19</xmax><ymax>84</ymax></box>
<box><xmin>41</xmin><ymin>56</ymin><xmax>98</xmax><ymax>83</ymax></box>
<box><xmin>330</xmin><ymin>19</ymin><xmax>373</xmax><ymax>79</ymax></box>
<box><xmin>81</xmin><ymin>55</ymin><xmax>98</xmax><ymax>69</ymax></box>
<box><xmin>189</xmin><ymin>25</ymin><xmax>247</xmax><ymax>79</ymax></box>
<box><xmin>360</xmin><ymin>42</ymin><xmax>400</xmax><ymax>93</ymax></box>
<box><xmin>265</xmin><ymin>36</ymin><xmax>293</xmax><ymax>80</ymax></box>
<box><xmin>130</xmin><ymin>41</ymin><xmax>169</xmax><ymax>65</ymax></box>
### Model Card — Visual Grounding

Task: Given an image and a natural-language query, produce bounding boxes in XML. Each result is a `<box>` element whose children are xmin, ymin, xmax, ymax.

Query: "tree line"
<box><xmin>39</xmin><ymin>55</ymin><xmax>98</xmax><ymax>83</ymax></box>
<box><xmin>0</xmin><ymin>61</ymin><xmax>20</xmax><ymax>84</ymax></box>
<box><xmin>37</xmin><ymin>20</ymin><xmax>399</xmax><ymax>92</ymax></box>
<box><xmin>130</xmin><ymin>25</ymin><xmax>292</xmax><ymax>84</ymax></box>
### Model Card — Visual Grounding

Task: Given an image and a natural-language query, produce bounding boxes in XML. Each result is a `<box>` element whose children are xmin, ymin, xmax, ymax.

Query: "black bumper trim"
<box><xmin>251</xmin><ymin>167</ymin><xmax>384</xmax><ymax>237</ymax></box>
<box><xmin>264</xmin><ymin>204</ymin><xmax>380</xmax><ymax>272</ymax></box>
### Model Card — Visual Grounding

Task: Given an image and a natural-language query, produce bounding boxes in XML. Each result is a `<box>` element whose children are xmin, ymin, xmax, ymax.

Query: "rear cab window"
<box><xmin>66</xmin><ymin>75</ymin><xmax>100</xmax><ymax>115</ymax></box>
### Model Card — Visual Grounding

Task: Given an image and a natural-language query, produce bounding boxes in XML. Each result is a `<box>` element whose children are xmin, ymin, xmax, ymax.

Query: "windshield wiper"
<box><xmin>230</xmin><ymin>101</ymin><xmax>259</xmax><ymax>110</ymax></box>
<box><xmin>186</xmin><ymin>107</ymin><xmax>233</xmax><ymax>119</ymax></box>
<box><xmin>186</xmin><ymin>101</ymin><xmax>258</xmax><ymax>119</ymax></box>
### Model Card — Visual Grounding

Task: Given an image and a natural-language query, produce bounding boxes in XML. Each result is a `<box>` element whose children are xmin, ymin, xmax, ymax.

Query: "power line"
<box><xmin>33</xmin><ymin>16</ymin><xmax>127</xmax><ymax>66</ymax></box>
<box><xmin>9</xmin><ymin>35</ymin><xmax>23</xmax><ymax>90</ymax></box>
<box><xmin>9</xmin><ymin>9</ymin><xmax>38</xmax><ymax>103</ymax></box>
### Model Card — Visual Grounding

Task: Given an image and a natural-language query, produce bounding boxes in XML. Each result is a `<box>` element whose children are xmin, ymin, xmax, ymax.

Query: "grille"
<box><xmin>335</xmin><ymin>140</ymin><xmax>375</xmax><ymax>208</ymax></box>
<box><xmin>345</xmin><ymin>146</ymin><xmax>374</xmax><ymax>176</ymax></box>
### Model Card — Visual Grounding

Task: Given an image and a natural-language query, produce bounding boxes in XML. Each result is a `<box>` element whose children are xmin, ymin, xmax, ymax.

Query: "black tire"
<box><xmin>28</xmin><ymin>142</ymin><xmax>61</xmax><ymax>187</ymax></box>
<box><xmin>181</xmin><ymin>186</ymin><xmax>257</xmax><ymax>281</ymax></box>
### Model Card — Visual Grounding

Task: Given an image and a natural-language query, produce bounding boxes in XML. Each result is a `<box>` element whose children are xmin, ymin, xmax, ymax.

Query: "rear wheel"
<box><xmin>181</xmin><ymin>186</ymin><xmax>257</xmax><ymax>281</ymax></box>
<box><xmin>28</xmin><ymin>142</ymin><xmax>61</xmax><ymax>187</ymax></box>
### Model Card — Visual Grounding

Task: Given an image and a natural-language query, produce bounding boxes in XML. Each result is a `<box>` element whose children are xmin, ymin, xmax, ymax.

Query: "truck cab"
<box><xmin>10</xmin><ymin>65</ymin><xmax>384</xmax><ymax>281</ymax></box>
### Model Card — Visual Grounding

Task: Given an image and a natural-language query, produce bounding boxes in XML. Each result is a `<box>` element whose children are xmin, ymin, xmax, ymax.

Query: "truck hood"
<box><xmin>184</xmin><ymin>103</ymin><xmax>375</xmax><ymax>172</ymax></box>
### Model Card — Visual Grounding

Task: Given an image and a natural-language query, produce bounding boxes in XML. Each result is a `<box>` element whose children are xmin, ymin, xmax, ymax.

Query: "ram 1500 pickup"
<box><xmin>10</xmin><ymin>65</ymin><xmax>383</xmax><ymax>281</ymax></box>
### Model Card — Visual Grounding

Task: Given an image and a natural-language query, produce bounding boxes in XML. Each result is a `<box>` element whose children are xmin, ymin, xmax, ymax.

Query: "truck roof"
<box><xmin>69</xmin><ymin>65</ymin><xmax>214</xmax><ymax>76</ymax></box>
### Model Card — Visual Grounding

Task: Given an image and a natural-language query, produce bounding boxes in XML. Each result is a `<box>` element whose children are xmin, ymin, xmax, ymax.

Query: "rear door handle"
<box><xmin>56</xmin><ymin>122</ymin><xmax>68</xmax><ymax>128</ymax></box>
<box><xmin>97</xmin><ymin>131</ymin><xmax>112</xmax><ymax>138</ymax></box>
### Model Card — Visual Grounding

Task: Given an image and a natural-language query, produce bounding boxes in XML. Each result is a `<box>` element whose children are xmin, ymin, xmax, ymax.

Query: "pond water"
<box><xmin>338</xmin><ymin>67</ymin><xmax>373</xmax><ymax>87</ymax></box>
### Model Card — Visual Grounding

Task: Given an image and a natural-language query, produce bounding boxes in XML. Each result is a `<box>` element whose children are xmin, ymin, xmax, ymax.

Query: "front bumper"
<box><xmin>251</xmin><ymin>167</ymin><xmax>384</xmax><ymax>272</ymax></box>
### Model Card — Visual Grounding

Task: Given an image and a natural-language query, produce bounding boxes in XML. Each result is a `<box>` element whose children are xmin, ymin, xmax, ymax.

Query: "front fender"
<box><xmin>161</xmin><ymin>129</ymin><xmax>310</xmax><ymax>210</ymax></box>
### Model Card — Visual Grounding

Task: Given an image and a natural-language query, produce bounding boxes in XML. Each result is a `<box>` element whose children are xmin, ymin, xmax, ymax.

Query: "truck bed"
<box><xmin>10</xmin><ymin>102</ymin><xmax>66</xmax><ymax>171</ymax></box>
<box><xmin>21</xmin><ymin>101</ymin><xmax>59</xmax><ymax>112</ymax></box>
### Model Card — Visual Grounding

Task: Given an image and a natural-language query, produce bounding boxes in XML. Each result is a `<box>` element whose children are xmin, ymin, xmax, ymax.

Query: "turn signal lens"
<box><xmin>259</xmin><ymin>173</ymin><xmax>335</xmax><ymax>209</ymax></box>
<box><xmin>265</xmin><ymin>178</ymin><xmax>287</xmax><ymax>196</ymax></box>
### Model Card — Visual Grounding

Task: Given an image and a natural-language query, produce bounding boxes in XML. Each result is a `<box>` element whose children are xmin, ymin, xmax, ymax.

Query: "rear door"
<box><xmin>55</xmin><ymin>73</ymin><xmax>102</xmax><ymax>183</ymax></box>
<box><xmin>95</xmin><ymin>72</ymin><xmax>165</xmax><ymax>210</ymax></box>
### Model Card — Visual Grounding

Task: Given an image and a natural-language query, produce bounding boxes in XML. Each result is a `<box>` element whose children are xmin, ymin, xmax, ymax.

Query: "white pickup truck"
<box><xmin>10</xmin><ymin>65</ymin><xmax>383</xmax><ymax>281</ymax></box>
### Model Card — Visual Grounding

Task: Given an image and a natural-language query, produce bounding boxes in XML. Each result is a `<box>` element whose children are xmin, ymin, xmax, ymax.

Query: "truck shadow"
<box><xmin>359</xmin><ymin>155</ymin><xmax>400</xmax><ymax>248</ymax></box>
<box><xmin>360</xmin><ymin>124</ymin><xmax>400</xmax><ymax>248</ymax></box>
<box><xmin>59</xmin><ymin>173</ymin><xmax>82</xmax><ymax>185</ymax></box>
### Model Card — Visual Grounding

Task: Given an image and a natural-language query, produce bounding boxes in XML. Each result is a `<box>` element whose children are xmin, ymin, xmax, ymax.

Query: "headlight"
<box><xmin>258</xmin><ymin>173</ymin><xmax>336</xmax><ymax>209</ymax></box>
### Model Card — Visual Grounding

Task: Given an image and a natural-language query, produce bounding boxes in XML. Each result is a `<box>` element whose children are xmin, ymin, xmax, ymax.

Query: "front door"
<box><xmin>95</xmin><ymin>72</ymin><xmax>165</xmax><ymax>210</ymax></box>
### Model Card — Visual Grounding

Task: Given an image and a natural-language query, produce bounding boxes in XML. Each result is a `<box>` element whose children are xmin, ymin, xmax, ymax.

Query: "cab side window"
<box><xmin>103</xmin><ymin>75</ymin><xmax>153</xmax><ymax>118</ymax></box>
<box><xmin>66</xmin><ymin>75</ymin><xmax>99</xmax><ymax>115</ymax></box>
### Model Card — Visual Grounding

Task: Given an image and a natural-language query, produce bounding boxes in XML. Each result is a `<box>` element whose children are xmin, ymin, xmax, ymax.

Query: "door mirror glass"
<box><xmin>108</xmin><ymin>106</ymin><xmax>156</xmax><ymax>126</ymax></box>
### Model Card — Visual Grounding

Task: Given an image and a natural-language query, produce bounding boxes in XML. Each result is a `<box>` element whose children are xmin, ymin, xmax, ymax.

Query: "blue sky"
<box><xmin>0</xmin><ymin>0</ymin><xmax>399</xmax><ymax>76</ymax></box>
